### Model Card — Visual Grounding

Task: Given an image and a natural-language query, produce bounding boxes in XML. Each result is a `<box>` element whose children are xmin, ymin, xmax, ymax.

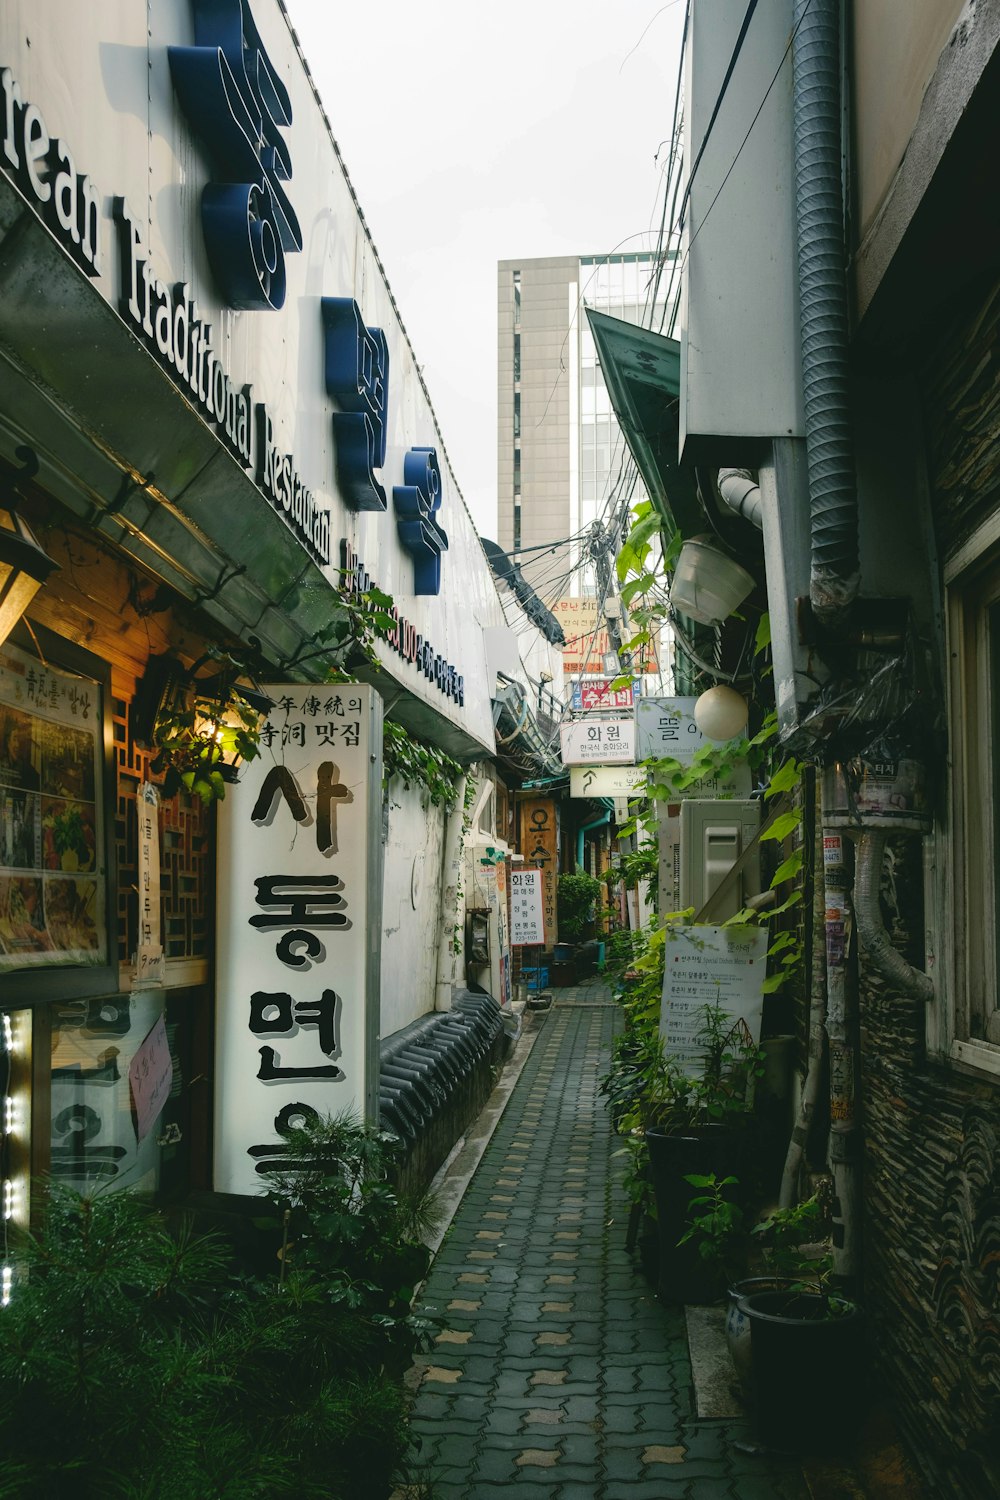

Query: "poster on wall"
<box><xmin>509</xmin><ymin>868</ymin><xmax>545</xmax><ymax>947</ymax></box>
<box><xmin>659</xmin><ymin>924</ymin><xmax>768</xmax><ymax>1075</ymax></box>
<box><xmin>215</xmin><ymin>685</ymin><xmax>384</xmax><ymax>1197</ymax></box>
<box><xmin>0</xmin><ymin>639</ymin><xmax>107</xmax><ymax>973</ymax></box>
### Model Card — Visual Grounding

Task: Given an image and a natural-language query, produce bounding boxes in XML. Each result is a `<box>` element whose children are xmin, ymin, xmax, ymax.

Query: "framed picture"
<box><xmin>0</xmin><ymin>623</ymin><xmax>117</xmax><ymax>1004</ymax></box>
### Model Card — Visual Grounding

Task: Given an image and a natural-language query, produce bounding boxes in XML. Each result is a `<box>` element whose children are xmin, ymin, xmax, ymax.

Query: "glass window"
<box><xmin>513</xmin><ymin>392</ymin><xmax>520</xmax><ymax>438</ymax></box>
<box><xmin>513</xmin><ymin>333</ymin><xmax>520</xmax><ymax>384</ymax></box>
<box><xmin>937</xmin><ymin>540</ymin><xmax>1000</xmax><ymax>1075</ymax></box>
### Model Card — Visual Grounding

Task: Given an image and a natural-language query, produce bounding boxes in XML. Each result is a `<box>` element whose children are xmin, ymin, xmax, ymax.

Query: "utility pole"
<box><xmin>588</xmin><ymin>522</ymin><xmax>631</xmax><ymax>672</ymax></box>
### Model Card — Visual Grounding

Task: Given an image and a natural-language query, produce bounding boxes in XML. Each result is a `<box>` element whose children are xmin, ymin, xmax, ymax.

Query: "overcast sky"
<box><xmin>283</xmin><ymin>0</ymin><xmax>685</xmax><ymax>539</ymax></box>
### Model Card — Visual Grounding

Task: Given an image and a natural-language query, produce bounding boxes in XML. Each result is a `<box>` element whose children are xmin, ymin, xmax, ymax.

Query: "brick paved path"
<box><xmin>405</xmin><ymin>988</ymin><xmax>810</xmax><ymax>1498</ymax></box>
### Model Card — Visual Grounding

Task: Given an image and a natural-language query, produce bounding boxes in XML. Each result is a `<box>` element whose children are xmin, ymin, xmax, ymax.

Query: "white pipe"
<box><xmin>434</xmin><ymin>773</ymin><xmax>469</xmax><ymax>1012</ymax></box>
<box><xmin>717</xmin><ymin>467</ymin><xmax>763</xmax><ymax>529</ymax></box>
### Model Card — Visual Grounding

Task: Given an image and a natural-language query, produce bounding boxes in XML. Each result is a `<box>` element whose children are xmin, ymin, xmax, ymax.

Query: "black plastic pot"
<box><xmin>738</xmin><ymin>1289</ymin><xmax>865</xmax><ymax>1449</ymax></box>
<box><xmin>645</xmin><ymin>1124</ymin><xmax>744</xmax><ymax>1304</ymax></box>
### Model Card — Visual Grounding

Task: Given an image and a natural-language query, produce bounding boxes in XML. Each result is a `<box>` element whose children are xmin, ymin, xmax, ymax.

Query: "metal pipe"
<box><xmin>435</xmin><ymin>773</ymin><xmax>469</xmax><ymax>1011</ymax></box>
<box><xmin>577</xmin><ymin>808</ymin><xmax>611</xmax><ymax>872</ymax></box>
<box><xmin>853</xmin><ymin>830</ymin><xmax>934</xmax><ymax>1003</ymax></box>
<box><xmin>779</xmin><ymin>785</ymin><xmax>827</xmax><ymax>1207</ymax></box>
<box><xmin>792</xmin><ymin>0</ymin><xmax>860</xmax><ymax>627</ymax></box>
<box><xmin>822</xmin><ymin>827</ymin><xmax>862</xmax><ymax>1293</ymax></box>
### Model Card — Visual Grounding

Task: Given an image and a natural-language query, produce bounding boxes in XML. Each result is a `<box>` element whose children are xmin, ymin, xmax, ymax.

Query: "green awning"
<box><xmin>585</xmin><ymin>308</ymin><xmax>701</xmax><ymax>537</ymax></box>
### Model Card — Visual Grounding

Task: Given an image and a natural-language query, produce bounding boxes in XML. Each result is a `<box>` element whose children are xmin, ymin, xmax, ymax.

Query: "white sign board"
<box><xmin>215</xmin><ymin>685</ymin><xmax>383</xmax><ymax>1197</ymax></box>
<box><xmin>510</xmin><ymin>868</ymin><xmax>545</xmax><ymax>947</ymax></box>
<box><xmin>636</xmin><ymin>697</ymin><xmax>710</xmax><ymax>761</ymax></box>
<box><xmin>659</xmin><ymin>924</ymin><xmax>767</xmax><ymax>1075</ymax></box>
<box><xmin>560</xmin><ymin>718</ymin><xmax>636</xmax><ymax>765</ymax></box>
<box><xmin>570</xmin><ymin>765</ymin><xmax>648</xmax><ymax>798</ymax></box>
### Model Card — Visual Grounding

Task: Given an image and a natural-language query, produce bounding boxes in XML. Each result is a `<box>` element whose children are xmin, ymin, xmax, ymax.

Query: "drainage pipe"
<box><xmin>576</xmin><ymin>807</ymin><xmax>611</xmax><ymax>873</ymax></box>
<box><xmin>821</xmin><ymin>827</ymin><xmax>862</xmax><ymax>1293</ymax></box>
<box><xmin>792</xmin><ymin>0</ymin><xmax>860</xmax><ymax>627</ymax></box>
<box><xmin>779</xmin><ymin>786</ymin><xmax>827</xmax><ymax>1207</ymax></box>
<box><xmin>717</xmin><ymin>468</ymin><xmax>763</xmax><ymax>530</ymax></box>
<box><xmin>853</xmin><ymin>830</ymin><xmax>934</xmax><ymax>1003</ymax></box>
<box><xmin>435</xmin><ymin>773</ymin><xmax>469</xmax><ymax>1011</ymax></box>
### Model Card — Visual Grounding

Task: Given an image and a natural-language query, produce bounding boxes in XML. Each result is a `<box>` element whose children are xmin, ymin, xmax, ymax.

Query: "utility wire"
<box><xmin>675</xmin><ymin>0</ymin><xmax>759</xmax><ymax>234</ymax></box>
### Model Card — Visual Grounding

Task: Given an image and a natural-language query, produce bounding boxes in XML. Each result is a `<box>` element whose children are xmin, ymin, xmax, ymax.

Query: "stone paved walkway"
<box><xmin>405</xmin><ymin>986</ymin><xmax>810</xmax><ymax>1498</ymax></box>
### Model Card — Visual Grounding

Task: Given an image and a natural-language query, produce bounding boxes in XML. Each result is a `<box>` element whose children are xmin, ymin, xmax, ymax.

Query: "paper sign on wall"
<box><xmin>659</xmin><ymin>924</ymin><xmax>767</xmax><ymax>1075</ymax></box>
<box><xmin>129</xmin><ymin>1013</ymin><xmax>174</xmax><ymax>1143</ymax></box>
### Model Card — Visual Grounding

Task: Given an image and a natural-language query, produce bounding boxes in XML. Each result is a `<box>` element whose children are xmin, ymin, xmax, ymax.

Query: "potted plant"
<box><xmin>641</xmin><ymin>1002</ymin><xmax>762</xmax><ymax>1303</ymax></box>
<box><xmin>556</xmin><ymin>869</ymin><xmax>603</xmax><ymax>947</ymax></box>
<box><xmin>677</xmin><ymin>1171</ymin><xmax>746</xmax><ymax>1305</ymax></box>
<box><xmin>734</xmin><ymin>1198</ymin><xmax>864</xmax><ymax>1449</ymax></box>
<box><xmin>725</xmin><ymin>1192</ymin><xmax>826</xmax><ymax>1396</ymax></box>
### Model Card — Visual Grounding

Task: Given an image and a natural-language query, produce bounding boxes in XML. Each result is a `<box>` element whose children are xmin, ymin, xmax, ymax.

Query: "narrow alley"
<box><xmin>405</xmin><ymin>985</ymin><xmax>810</xmax><ymax>1499</ymax></box>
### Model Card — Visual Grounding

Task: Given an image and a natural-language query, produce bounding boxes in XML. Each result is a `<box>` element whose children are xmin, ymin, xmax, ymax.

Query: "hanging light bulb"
<box><xmin>694</xmin><ymin>684</ymin><xmax>749</xmax><ymax>741</ymax></box>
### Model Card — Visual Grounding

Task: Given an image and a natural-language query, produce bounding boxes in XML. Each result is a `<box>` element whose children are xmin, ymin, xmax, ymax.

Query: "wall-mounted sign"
<box><xmin>133</xmin><ymin>783</ymin><xmax>164</xmax><ymax>989</ymax></box>
<box><xmin>553</xmin><ymin>598</ymin><xmax>658</xmax><ymax>675</ymax></box>
<box><xmin>571</xmin><ymin>679</ymin><xmax>639</xmax><ymax>711</ymax></box>
<box><xmin>569</xmin><ymin>765</ymin><xmax>647</xmax><ymax>798</ymax></box>
<box><xmin>560</xmin><ymin>718</ymin><xmax>635</xmax><ymax>765</ymax></box>
<box><xmin>636</xmin><ymin>697</ymin><xmax>710</xmax><ymax>762</ymax></box>
<box><xmin>659</xmin><ymin>924</ymin><xmax>767</xmax><ymax>1075</ymax></box>
<box><xmin>0</xmin><ymin>65</ymin><xmax>102</xmax><ymax>277</ymax></box>
<box><xmin>340</xmin><ymin>541</ymin><xmax>463</xmax><ymax>704</ymax></box>
<box><xmin>518</xmin><ymin>798</ymin><xmax>558</xmax><ymax>945</ymax></box>
<box><xmin>215</xmin><ymin>684</ymin><xmax>383</xmax><ymax>1197</ymax></box>
<box><xmin>510</xmin><ymin>868</ymin><xmax>544</xmax><ymax>947</ymax></box>
<box><xmin>169</xmin><ymin>0</ymin><xmax>302</xmax><ymax>311</ymax></box>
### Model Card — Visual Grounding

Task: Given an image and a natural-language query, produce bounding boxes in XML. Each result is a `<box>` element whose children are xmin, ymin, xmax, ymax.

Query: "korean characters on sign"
<box><xmin>559</xmin><ymin>718</ymin><xmax>636</xmax><ymax>766</ymax></box>
<box><xmin>635</xmin><ymin>698</ymin><xmax>708</xmax><ymax>762</ymax></box>
<box><xmin>214</xmin><ymin>686</ymin><xmax>381</xmax><ymax>1196</ymax></box>
<box><xmin>518</xmin><ymin>798</ymin><xmax>558</xmax><ymax>944</ymax></box>
<box><xmin>509</xmin><ymin>868</ymin><xmax>545</xmax><ymax>947</ymax></box>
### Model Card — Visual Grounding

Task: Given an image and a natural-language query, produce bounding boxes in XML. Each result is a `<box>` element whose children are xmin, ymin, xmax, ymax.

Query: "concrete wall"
<box><xmin>380</xmin><ymin>781</ymin><xmax>448</xmax><ymax>1037</ymax></box>
<box><xmin>852</xmin><ymin>0</ymin><xmax>966</xmax><ymax>244</ymax></box>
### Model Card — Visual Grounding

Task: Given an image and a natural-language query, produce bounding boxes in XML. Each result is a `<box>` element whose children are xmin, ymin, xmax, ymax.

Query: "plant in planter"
<box><xmin>257</xmin><ymin>1109</ymin><xmax>440</xmax><ymax>1370</ymax></box>
<box><xmin>134</xmin><ymin>650</ymin><xmax>272</xmax><ymax>805</ymax></box>
<box><xmin>556</xmin><ymin>868</ymin><xmax>604</xmax><ymax>945</ymax></box>
<box><xmin>635</xmin><ymin>1004</ymin><xmax>763</xmax><ymax>1303</ymax></box>
<box><xmin>0</xmin><ymin>1182</ymin><xmax>422</xmax><ymax>1498</ymax></box>
<box><xmin>678</xmin><ymin>1171</ymin><xmax>746</xmax><ymax>1303</ymax></box>
<box><xmin>734</xmin><ymin>1195</ymin><xmax>863</xmax><ymax>1449</ymax></box>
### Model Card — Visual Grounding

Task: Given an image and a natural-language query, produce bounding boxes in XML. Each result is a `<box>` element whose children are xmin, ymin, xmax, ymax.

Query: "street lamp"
<box><xmin>0</xmin><ymin>447</ymin><xmax>59</xmax><ymax>648</ymax></box>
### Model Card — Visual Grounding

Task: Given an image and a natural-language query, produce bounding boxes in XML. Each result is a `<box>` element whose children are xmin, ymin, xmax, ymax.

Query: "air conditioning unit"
<box><xmin>679</xmin><ymin>799</ymin><xmax>760</xmax><ymax>920</ymax></box>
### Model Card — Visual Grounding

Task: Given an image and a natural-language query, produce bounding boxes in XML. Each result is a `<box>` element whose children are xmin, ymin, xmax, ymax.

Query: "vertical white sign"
<box><xmin>509</xmin><ymin>868</ymin><xmax>545</xmax><ymax>947</ymax></box>
<box><xmin>215</xmin><ymin>685</ymin><xmax>383</xmax><ymax>1197</ymax></box>
<box><xmin>659</xmin><ymin>924</ymin><xmax>767</xmax><ymax>1074</ymax></box>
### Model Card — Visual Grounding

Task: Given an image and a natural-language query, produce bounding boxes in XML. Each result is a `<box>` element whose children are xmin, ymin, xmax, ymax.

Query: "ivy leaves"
<box><xmin>382</xmin><ymin>719</ymin><xmax>464</xmax><ymax>809</ymax></box>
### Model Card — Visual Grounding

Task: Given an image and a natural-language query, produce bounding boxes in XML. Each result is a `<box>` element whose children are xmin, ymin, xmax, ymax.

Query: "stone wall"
<box><xmin>859</xmin><ymin>837</ymin><xmax>1000</xmax><ymax>1497</ymax></box>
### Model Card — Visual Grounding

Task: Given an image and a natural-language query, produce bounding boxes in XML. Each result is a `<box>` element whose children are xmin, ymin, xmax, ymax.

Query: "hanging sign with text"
<box><xmin>215</xmin><ymin>685</ymin><xmax>383</xmax><ymax>1196</ymax></box>
<box><xmin>509</xmin><ymin>868</ymin><xmax>545</xmax><ymax>947</ymax></box>
<box><xmin>518</xmin><ymin>797</ymin><xmax>558</xmax><ymax>945</ymax></box>
<box><xmin>559</xmin><ymin>718</ymin><xmax>636</xmax><ymax>765</ymax></box>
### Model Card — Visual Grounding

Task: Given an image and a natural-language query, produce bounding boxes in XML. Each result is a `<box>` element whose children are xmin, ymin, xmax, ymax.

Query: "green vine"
<box><xmin>382</xmin><ymin>719</ymin><xmax>465</xmax><ymax>809</ymax></box>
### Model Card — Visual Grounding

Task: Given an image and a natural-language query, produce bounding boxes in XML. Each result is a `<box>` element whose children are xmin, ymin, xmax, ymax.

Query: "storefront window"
<box><xmin>0</xmin><ymin>626</ymin><xmax>116</xmax><ymax>1004</ymax></box>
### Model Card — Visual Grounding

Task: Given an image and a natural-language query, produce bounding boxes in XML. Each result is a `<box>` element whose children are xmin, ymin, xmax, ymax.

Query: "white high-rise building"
<box><xmin>496</xmin><ymin>250</ymin><xmax>672</xmax><ymax>612</ymax></box>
